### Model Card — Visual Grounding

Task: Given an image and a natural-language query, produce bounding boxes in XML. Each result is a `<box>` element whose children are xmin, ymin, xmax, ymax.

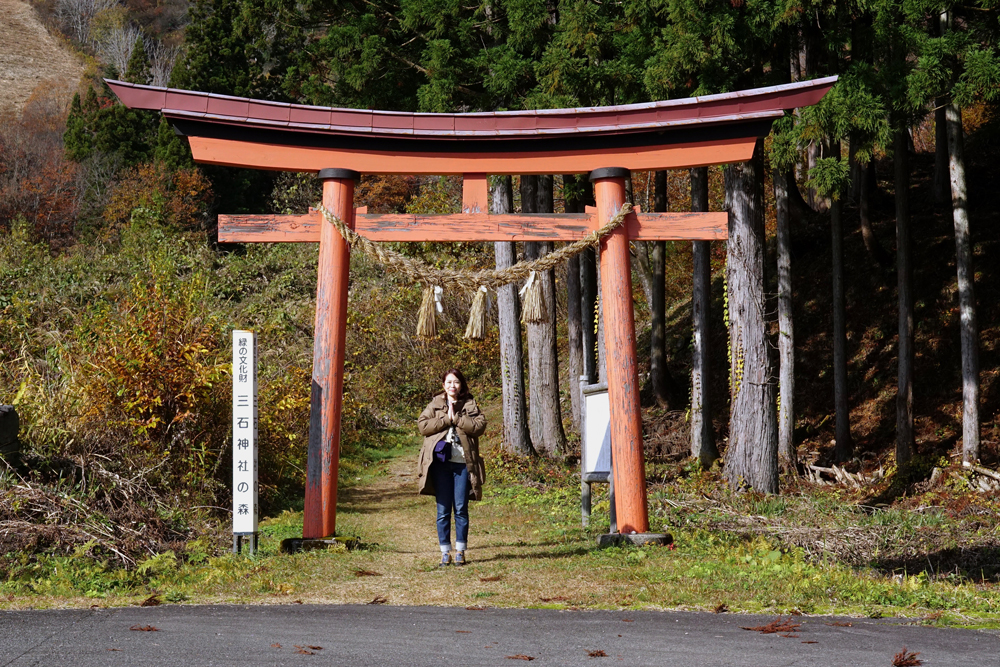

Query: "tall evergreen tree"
<box><xmin>64</xmin><ymin>84</ymin><xmax>157</xmax><ymax>166</ymax></box>
<box><xmin>906</xmin><ymin>2</ymin><xmax>1000</xmax><ymax>464</ymax></box>
<box><xmin>124</xmin><ymin>36</ymin><xmax>151</xmax><ymax>85</ymax></box>
<box><xmin>169</xmin><ymin>0</ymin><xmax>302</xmax><ymax>212</ymax></box>
<box><xmin>644</xmin><ymin>0</ymin><xmax>794</xmax><ymax>492</ymax></box>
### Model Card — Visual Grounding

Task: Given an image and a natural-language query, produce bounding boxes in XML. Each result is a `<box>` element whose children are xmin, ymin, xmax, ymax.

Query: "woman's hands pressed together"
<box><xmin>443</xmin><ymin>372</ymin><xmax>462</xmax><ymax>424</ymax></box>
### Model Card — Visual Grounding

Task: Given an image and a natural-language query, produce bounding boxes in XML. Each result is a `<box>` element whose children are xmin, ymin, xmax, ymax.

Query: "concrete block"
<box><xmin>280</xmin><ymin>535</ymin><xmax>362</xmax><ymax>553</ymax></box>
<box><xmin>0</xmin><ymin>405</ymin><xmax>20</xmax><ymax>458</ymax></box>
<box><xmin>597</xmin><ymin>532</ymin><xmax>673</xmax><ymax>548</ymax></box>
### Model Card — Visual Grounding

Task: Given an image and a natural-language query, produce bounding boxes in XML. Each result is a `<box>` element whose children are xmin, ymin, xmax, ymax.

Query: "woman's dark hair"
<box><xmin>440</xmin><ymin>368</ymin><xmax>471</xmax><ymax>399</ymax></box>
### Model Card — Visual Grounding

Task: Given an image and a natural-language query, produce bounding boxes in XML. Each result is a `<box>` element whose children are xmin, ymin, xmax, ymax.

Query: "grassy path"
<box><xmin>265</xmin><ymin>449</ymin><xmax>617</xmax><ymax>608</ymax></box>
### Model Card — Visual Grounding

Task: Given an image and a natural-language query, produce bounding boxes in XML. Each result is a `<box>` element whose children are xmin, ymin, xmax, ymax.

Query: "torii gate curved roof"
<box><xmin>107</xmin><ymin>76</ymin><xmax>836</xmax><ymax>175</ymax></box>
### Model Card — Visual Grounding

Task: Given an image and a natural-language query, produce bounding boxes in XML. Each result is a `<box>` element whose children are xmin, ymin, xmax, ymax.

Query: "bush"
<box><xmin>77</xmin><ymin>256</ymin><xmax>230</xmax><ymax>498</ymax></box>
<box><xmin>0</xmin><ymin>88</ymin><xmax>81</xmax><ymax>245</ymax></box>
<box><xmin>103</xmin><ymin>161</ymin><xmax>213</xmax><ymax>234</ymax></box>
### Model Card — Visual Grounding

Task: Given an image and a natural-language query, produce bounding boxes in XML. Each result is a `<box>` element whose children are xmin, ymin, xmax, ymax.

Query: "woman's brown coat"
<box><xmin>417</xmin><ymin>394</ymin><xmax>487</xmax><ymax>501</ymax></box>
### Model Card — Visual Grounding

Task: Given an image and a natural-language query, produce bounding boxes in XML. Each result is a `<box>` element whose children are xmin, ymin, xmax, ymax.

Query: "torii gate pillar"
<box><xmin>592</xmin><ymin>168</ymin><xmax>649</xmax><ymax>535</ymax></box>
<box><xmin>303</xmin><ymin>168</ymin><xmax>357</xmax><ymax>539</ymax></box>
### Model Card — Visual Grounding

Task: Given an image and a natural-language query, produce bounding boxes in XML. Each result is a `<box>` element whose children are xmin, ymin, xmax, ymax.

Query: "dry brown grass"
<box><xmin>0</xmin><ymin>0</ymin><xmax>83</xmax><ymax>117</ymax></box>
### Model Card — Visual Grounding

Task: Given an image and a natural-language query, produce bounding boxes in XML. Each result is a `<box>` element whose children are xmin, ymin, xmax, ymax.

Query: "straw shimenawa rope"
<box><xmin>318</xmin><ymin>202</ymin><xmax>632</xmax><ymax>337</ymax></box>
<box><xmin>317</xmin><ymin>202</ymin><xmax>632</xmax><ymax>291</ymax></box>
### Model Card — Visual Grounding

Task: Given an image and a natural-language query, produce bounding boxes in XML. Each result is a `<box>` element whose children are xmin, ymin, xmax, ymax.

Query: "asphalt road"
<box><xmin>1</xmin><ymin>604</ymin><xmax>997</xmax><ymax>666</ymax></box>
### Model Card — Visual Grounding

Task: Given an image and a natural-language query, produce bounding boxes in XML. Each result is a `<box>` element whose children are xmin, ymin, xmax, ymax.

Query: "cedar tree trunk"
<box><xmin>493</xmin><ymin>176</ymin><xmax>533</xmax><ymax>456</ymax></box>
<box><xmin>774</xmin><ymin>169</ymin><xmax>795</xmax><ymax>465</ymax></box>
<box><xmin>524</xmin><ymin>175</ymin><xmax>566</xmax><ymax>455</ymax></box>
<box><xmin>947</xmin><ymin>103</ymin><xmax>980</xmax><ymax>463</ymax></box>
<box><xmin>564</xmin><ymin>174</ymin><xmax>583</xmax><ymax>431</ymax></box>
<box><xmin>691</xmin><ymin>166</ymin><xmax>718</xmax><ymax>466</ymax></box>
<box><xmin>831</xmin><ymin>177</ymin><xmax>853</xmax><ymax>461</ymax></box>
<box><xmin>723</xmin><ymin>142</ymin><xmax>777</xmax><ymax>493</ymax></box>
<box><xmin>894</xmin><ymin>127</ymin><xmax>914</xmax><ymax>466</ymax></box>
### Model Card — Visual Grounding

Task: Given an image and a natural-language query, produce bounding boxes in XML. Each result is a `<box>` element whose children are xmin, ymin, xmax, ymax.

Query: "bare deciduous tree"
<box><xmin>99</xmin><ymin>24</ymin><xmax>142</xmax><ymax>77</ymax></box>
<box><xmin>55</xmin><ymin>0</ymin><xmax>117</xmax><ymax>46</ymax></box>
<box><xmin>149</xmin><ymin>41</ymin><xmax>179</xmax><ymax>88</ymax></box>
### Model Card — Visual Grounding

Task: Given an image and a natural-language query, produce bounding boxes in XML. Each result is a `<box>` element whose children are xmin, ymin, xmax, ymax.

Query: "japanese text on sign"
<box><xmin>232</xmin><ymin>330</ymin><xmax>258</xmax><ymax>535</ymax></box>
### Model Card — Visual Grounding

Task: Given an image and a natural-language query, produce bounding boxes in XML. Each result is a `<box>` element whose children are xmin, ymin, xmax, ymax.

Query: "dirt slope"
<box><xmin>0</xmin><ymin>0</ymin><xmax>84</xmax><ymax>116</ymax></box>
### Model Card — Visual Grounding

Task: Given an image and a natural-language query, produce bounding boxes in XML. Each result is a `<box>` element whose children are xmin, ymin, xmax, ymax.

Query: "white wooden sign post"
<box><xmin>580</xmin><ymin>379</ymin><xmax>616</xmax><ymax>531</ymax></box>
<box><xmin>232</xmin><ymin>330</ymin><xmax>259</xmax><ymax>554</ymax></box>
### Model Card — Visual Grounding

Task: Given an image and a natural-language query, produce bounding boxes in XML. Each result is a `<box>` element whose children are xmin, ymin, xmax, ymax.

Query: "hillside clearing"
<box><xmin>0</xmin><ymin>0</ymin><xmax>83</xmax><ymax>117</ymax></box>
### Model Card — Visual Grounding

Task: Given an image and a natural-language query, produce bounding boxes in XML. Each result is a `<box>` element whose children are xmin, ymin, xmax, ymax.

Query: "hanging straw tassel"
<box><xmin>416</xmin><ymin>285</ymin><xmax>438</xmax><ymax>338</ymax></box>
<box><xmin>464</xmin><ymin>286</ymin><xmax>490</xmax><ymax>340</ymax></box>
<box><xmin>519</xmin><ymin>271</ymin><xmax>547</xmax><ymax>324</ymax></box>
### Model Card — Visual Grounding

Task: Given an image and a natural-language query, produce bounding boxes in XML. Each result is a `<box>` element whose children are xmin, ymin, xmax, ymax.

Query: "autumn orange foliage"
<box><xmin>0</xmin><ymin>88</ymin><xmax>80</xmax><ymax>245</ymax></box>
<box><xmin>80</xmin><ymin>267</ymin><xmax>229</xmax><ymax>491</ymax></box>
<box><xmin>355</xmin><ymin>174</ymin><xmax>416</xmax><ymax>213</ymax></box>
<box><xmin>103</xmin><ymin>162</ymin><xmax>213</xmax><ymax>233</ymax></box>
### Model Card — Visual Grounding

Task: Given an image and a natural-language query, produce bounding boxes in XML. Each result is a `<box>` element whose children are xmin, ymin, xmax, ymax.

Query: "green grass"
<box><xmin>1</xmin><ymin>439</ymin><xmax>998</xmax><ymax>627</ymax></box>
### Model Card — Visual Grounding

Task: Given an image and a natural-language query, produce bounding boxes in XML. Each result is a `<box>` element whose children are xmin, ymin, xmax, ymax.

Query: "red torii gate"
<box><xmin>109</xmin><ymin>76</ymin><xmax>835</xmax><ymax>542</ymax></box>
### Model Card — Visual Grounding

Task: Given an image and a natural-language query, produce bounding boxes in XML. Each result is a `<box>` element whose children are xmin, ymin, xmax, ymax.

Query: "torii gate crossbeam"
<box><xmin>108</xmin><ymin>76</ymin><xmax>836</xmax><ymax>542</ymax></box>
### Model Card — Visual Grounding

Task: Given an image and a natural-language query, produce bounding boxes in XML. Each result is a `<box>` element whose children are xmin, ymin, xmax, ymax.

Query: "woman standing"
<box><xmin>417</xmin><ymin>368</ymin><xmax>487</xmax><ymax>566</ymax></box>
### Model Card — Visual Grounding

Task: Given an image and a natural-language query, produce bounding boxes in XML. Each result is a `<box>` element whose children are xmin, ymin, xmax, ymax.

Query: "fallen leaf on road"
<box><xmin>621</xmin><ymin>619</ymin><xmax>633</xmax><ymax>623</ymax></box>
<box><xmin>779</xmin><ymin>633</ymin><xmax>800</xmax><ymax>638</ymax></box>
<box><xmin>892</xmin><ymin>647</ymin><xmax>922</xmax><ymax>666</ymax></box>
<box><xmin>802</xmin><ymin>641</ymin><xmax>818</xmax><ymax>644</ymax></box>
<box><xmin>713</xmin><ymin>604</ymin><xmax>728</xmax><ymax>614</ymax></box>
<box><xmin>295</xmin><ymin>645</ymin><xmax>323</xmax><ymax>651</ymax></box>
<box><xmin>587</xmin><ymin>649</ymin><xmax>607</xmax><ymax>657</ymax></box>
<box><xmin>456</xmin><ymin>630</ymin><xmax>471</xmax><ymax>633</ymax></box>
<box><xmin>466</xmin><ymin>606</ymin><xmax>486</xmax><ymax>611</ymax></box>
<box><xmin>271</xmin><ymin>644</ymin><xmax>281</xmax><ymax>648</ymax></box>
<box><xmin>140</xmin><ymin>595</ymin><xmax>161</xmax><ymax>607</ymax></box>
<box><xmin>294</xmin><ymin>648</ymin><xmax>315</xmax><ymax>655</ymax></box>
<box><xmin>367</xmin><ymin>596</ymin><xmax>388</xmax><ymax>605</ymax></box>
<box><xmin>129</xmin><ymin>625</ymin><xmax>158</xmax><ymax>632</ymax></box>
<box><xmin>107</xmin><ymin>648</ymin><xmax>122</xmax><ymax>651</ymax></box>
<box><xmin>506</xmin><ymin>655</ymin><xmax>534</xmax><ymax>661</ymax></box>
<box><xmin>354</xmin><ymin>570</ymin><xmax>382</xmax><ymax>577</ymax></box>
<box><xmin>741</xmin><ymin>617</ymin><xmax>801</xmax><ymax>635</ymax></box>
<box><xmin>826</xmin><ymin>621</ymin><xmax>852</xmax><ymax>627</ymax></box>
<box><xmin>480</xmin><ymin>576</ymin><xmax>502</xmax><ymax>582</ymax></box>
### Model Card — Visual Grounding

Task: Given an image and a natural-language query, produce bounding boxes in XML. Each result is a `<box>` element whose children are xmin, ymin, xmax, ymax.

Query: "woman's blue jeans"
<box><xmin>431</xmin><ymin>460</ymin><xmax>469</xmax><ymax>547</ymax></box>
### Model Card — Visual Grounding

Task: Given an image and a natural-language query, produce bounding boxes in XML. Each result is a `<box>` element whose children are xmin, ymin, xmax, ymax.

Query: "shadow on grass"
<box><xmin>868</xmin><ymin>545</ymin><xmax>1000</xmax><ymax>584</ymax></box>
<box><xmin>338</xmin><ymin>482</ymin><xmax>426</xmax><ymax>514</ymax></box>
<box><xmin>469</xmin><ymin>546</ymin><xmax>594</xmax><ymax>563</ymax></box>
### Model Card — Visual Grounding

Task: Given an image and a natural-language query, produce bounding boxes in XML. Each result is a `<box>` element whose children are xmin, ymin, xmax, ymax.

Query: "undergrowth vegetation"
<box><xmin>0</xmin><ymin>185</ymin><xmax>501</xmax><ymax>566</ymax></box>
<box><xmin>3</xmin><ymin>444</ymin><xmax>995</xmax><ymax>625</ymax></box>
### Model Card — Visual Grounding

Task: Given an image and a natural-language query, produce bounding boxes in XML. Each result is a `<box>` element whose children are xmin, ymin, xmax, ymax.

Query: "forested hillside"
<box><xmin>1</xmin><ymin>0</ymin><xmax>999</xmax><ymax>571</ymax></box>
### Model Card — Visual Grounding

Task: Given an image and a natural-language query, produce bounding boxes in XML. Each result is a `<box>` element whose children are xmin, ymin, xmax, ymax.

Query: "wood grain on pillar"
<box><xmin>593</xmin><ymin>173</ymin><xmax>650</xmax><ymax>534</ymax></box>
<box><xmin>304</xmin><ymin>175</ymin><xmax>354</xmax><ymax>539</ymax></box>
